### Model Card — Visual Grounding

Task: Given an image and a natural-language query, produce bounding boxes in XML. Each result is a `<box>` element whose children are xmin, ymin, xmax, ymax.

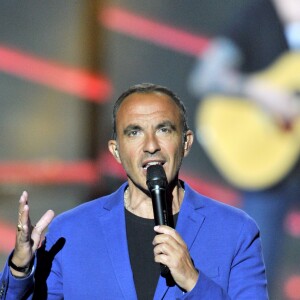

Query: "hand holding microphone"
<box><xmin>146</xmin><ymin>164</ymin><xmax>172</xmax><ymax>277</ymax></box>
<box><xmin>146</xmin><ymin>164</ymin><xmax>199</xmax><ymax>290</ymax></box>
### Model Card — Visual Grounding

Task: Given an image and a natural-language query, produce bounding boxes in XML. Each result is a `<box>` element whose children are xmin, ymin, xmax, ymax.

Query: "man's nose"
<box><xmin>143</xmin><ymin>133</ymin><xmax>161</xmax><ymax>154</ymax></box>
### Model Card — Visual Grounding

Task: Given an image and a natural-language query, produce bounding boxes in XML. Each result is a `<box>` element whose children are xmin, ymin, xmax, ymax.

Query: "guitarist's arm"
<box><xmin>188</xmin><ymin>37</ymin><xmax>300</xmax><ymax>121</ymax></box>
<box><xmin>188</xmin><ymin>38</ymin><xmax>245</xmax><ymax>97</ymax></box>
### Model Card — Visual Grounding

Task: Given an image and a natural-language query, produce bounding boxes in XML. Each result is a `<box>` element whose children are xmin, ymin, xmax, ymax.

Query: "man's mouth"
<box><xmin>142</xmin><ymin>161</ymin><xmax>164</xmax><ymax>170</ymax></box>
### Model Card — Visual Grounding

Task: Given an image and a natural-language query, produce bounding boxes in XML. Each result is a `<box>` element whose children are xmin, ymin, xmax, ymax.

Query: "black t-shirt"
<box><xmin>125</xmin><ymin>209</ymin><xmax>178</xmax><ymax>300</ymax></box>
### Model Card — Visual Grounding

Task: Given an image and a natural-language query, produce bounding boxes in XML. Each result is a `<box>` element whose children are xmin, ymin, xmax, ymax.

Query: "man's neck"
<box><xmin>124</xmin><ymin>183</ymin><xmax>185</xmax><ymax>219</ymax></box>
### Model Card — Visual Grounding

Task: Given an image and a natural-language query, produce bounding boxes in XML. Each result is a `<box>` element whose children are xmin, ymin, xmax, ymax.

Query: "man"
<box><xmin>188</xmin><ymin>0</ymin><xmax>300</xmax><ymax>295</ymax></box>
<box><xmin>0</xmin><ymin>83</ymin><xmax>268</xmax><ymax>299</ymax></box>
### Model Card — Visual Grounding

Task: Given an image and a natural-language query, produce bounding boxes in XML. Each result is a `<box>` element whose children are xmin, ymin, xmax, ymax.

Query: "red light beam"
<box><xmin>0</xmin><ymin>45</ymin><xmax>112</xmax><ymax>103</ymax></box>
<box><xmin>100</xmin><ymin>6</ymin><xmax>210</xmax><ymax>57</ymax></box>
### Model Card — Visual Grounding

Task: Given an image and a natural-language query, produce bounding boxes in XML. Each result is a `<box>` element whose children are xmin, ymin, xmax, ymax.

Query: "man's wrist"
<box><xmin>9</xmin><ymin>256</ymin><xmax>33</xmax><ymax>277</ymax></box>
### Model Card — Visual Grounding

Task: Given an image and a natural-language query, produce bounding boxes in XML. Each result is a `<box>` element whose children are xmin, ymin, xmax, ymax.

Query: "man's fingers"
<box><xmin>16</xmin><ymin>191</ymin><xmax>55</xmax><ymax>250</ymax></box>
<box><xmin>13</xmin><ymin>193</ymin><xmax>55</xmax><ymax>267</ymax></box>
<box><xmin>31</xmin><ymin>210</ymin><xmax>55</xmax><ymax>242</ymax></box>
<box><xmin>18</xmin><ymin>191</ymin><xmax>29</xmax><ymax>222</ymax></box>
<box><xmin>18</xmin><ymin>191</ymin><xmax>29</xmax><ymax>216</ymax></box>
<box><xmin>17</xmin><ymin>191</ymin><xmax>31</xmax><ymax>237</ymax></box>
<box><xmin>17</xmin><ymin>192</ymin><xmax>54</xmax><ymax>235</ymax></box>
<box><xmin>154</xmin><ymin>225</ymin><xmax>185</xmax><ymax>246</ymax></box>
<box><xmin>34</xmin><ymin>210</ymin><xmax>55</xmax><ymax>234</ymax></box>
<box><xmin>30</xmin><ymin>210</ymin><xmax>54</xmax><ymax>250</ymax></box>
<box><xmin>153</xmin><ymin>225</ymin><xmax>174</xmax><ymax>236</ymax></box>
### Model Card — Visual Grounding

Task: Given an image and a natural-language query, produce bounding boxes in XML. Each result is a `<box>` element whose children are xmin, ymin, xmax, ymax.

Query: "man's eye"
<box><xmin>159</xmin><ymin>127</ymin><xmax>171</xmax><ymax>134</ymax></box>
<box><xmin>128</xmin><ymin>130</ymin><xmax>139</xmax><ymax>136</ymax></box>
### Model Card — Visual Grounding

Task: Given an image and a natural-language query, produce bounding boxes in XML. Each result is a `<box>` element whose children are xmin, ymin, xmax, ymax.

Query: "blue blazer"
<box><xmin>1</xmin><ymin>182</ymin><xmax>268</xmax><ymax>299</ymax></box>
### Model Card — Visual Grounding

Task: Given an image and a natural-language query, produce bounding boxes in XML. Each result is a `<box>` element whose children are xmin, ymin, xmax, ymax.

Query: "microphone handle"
<box><xmin>150</xmin><ymin>186</ymin><xmax>171</xmax><ymax>277</ymax></box>
<box><xmin>150</xmin><ymin>187</ymin><xmax>169</xmax><ymax>226</ymax></box>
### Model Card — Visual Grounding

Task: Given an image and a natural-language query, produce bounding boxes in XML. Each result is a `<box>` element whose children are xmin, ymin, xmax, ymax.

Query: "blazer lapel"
<box><xmin>99</xmin><ymin>184</ymin><xmax>137</xmax><ymax>300</ymax></box>
<box><xmin>175</xmin><ymin>184</ymin><xmax>206</xmax><ymax>250</ymax></box>
<box><xmin>154</xmin><ymin>183</ymin><xmax>206</xmax><ymax>299</ymax></box>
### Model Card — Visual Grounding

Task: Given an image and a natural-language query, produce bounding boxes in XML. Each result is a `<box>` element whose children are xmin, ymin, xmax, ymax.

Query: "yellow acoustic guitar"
<box><xmin>196</xmin><ymin>52</ymin><xmax>300</xmax><ymax>190</ymax></box>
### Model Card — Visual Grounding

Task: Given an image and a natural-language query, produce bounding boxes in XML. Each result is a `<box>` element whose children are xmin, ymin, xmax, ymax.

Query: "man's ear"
<box><xmin>183</xmin><ymin>130</ymin><xmax>194</xmax><ymax>157</ymax></box>
<box><xmin>108</xmin><ymin>140</ymin><xmax>121</xmax><ymax>163</ymax></box>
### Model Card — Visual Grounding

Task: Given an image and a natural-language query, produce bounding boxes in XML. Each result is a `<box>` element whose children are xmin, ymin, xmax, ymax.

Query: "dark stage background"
<box><xmin>0</xmin><ymin>1</ymin><xmax>299</xmax><ymax>299</ymax></box>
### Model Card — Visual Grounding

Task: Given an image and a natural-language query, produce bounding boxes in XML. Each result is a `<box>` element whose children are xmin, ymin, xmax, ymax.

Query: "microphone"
<box><xmin>146</xmin><ymin>164</ymin><xmax>171</xmax><ymax>277</ymax></box>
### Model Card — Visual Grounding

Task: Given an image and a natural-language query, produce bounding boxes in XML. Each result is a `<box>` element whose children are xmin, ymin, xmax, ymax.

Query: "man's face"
<box><xmin>109</xmin><ymin>92</ymin><xmax>193</xmax><ymax>192</ymax></box>
<box><xmin>273</xmin><ymin>0</ymin><xmax>300</xmax><ymax>23</ymax></box>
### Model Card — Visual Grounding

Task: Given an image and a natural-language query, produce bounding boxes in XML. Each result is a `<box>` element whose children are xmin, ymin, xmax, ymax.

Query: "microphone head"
<box><xmin>146</xmin><ymin>164</ymin><xmax>168</xmax><ymax>190</ymax></box>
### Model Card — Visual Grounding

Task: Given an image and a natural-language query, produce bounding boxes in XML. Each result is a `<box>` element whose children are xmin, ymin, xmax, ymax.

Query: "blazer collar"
<box><xmin>100</xmin><ymin>182</ymin><xmax>206</xmax><ymax>300</ymax></box>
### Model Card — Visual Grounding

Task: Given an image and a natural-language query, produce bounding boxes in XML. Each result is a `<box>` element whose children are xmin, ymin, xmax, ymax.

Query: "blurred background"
<box><xmin>0</xmin><ymin>1</ymin><xmax>299</xmax><ymax>299</ymax></box>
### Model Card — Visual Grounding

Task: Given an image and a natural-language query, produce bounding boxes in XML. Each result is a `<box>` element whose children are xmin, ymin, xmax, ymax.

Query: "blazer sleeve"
<box><xmin>0</xmin><ymin>252</ymin><xmax>35</xmax><ymax>300</ymax></box>
<box><xmin>178</xmin><ymin>216</ymin><xmax>268</xmax><ymax>299</ymax></box>
<box><xmin>0</xmin><ymin>220</ymin><xmax>64</xmax><ymax>300</ymax></box>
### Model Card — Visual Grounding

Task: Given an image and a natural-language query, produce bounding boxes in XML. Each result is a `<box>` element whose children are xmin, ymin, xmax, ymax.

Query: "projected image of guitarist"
<box><xmin>188</xmin><ymin>0</ymin><xmax>300</xmax><ymax>298</ymax></box>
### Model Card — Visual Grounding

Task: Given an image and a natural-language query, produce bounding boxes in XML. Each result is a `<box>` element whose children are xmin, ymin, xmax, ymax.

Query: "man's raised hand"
<box><xmin>10</xmin><ymin>191</ymin><xmax>55</xmax><ymax>277</ymax></box>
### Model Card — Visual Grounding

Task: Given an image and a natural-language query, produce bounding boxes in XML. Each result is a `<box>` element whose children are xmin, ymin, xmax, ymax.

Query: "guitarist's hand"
<box><xmin>245</xmin><ymin>76</ymin><xmax>300</xmax><ymax>123</ymax></box>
